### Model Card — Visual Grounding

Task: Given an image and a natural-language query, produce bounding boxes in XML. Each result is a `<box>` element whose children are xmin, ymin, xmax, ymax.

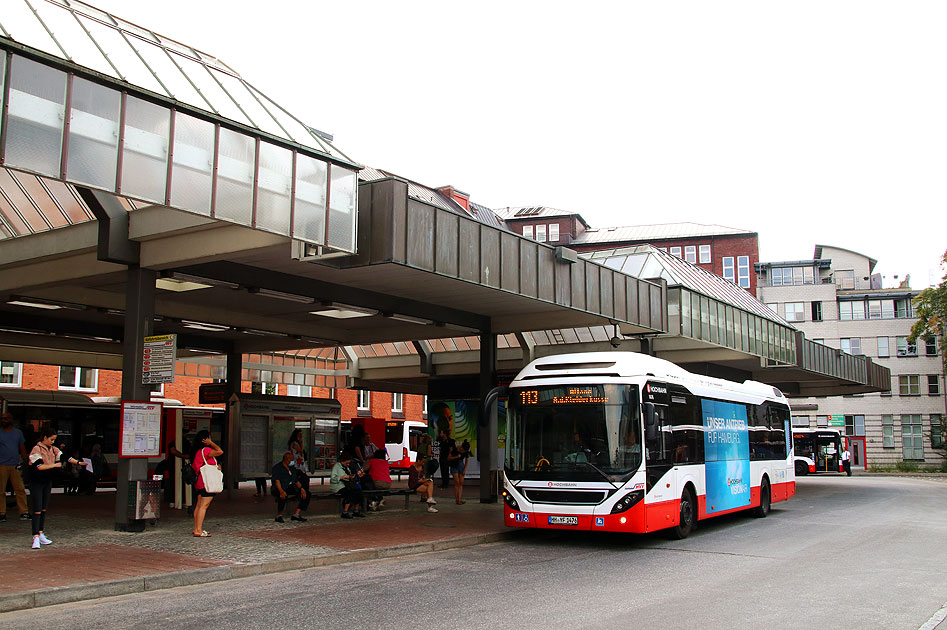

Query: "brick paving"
<box><xmin>0</xmin><ymin>481</ymin><xmax>507</xmax><ymax>609</ymax></box>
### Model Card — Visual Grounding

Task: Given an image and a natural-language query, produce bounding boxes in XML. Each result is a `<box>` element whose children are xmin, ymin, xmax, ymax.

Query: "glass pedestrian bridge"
<box><xmin>0</xmin><ymin>0</ymin><xmax>358</xmax><ymax>252</ymax></box>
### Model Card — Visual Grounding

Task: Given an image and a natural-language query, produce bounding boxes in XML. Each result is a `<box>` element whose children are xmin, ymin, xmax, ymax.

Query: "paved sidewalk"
<box><xmin>0</xmin><ymin>481</ymin><xmax>513</xmax><ymax>612</ymax></box>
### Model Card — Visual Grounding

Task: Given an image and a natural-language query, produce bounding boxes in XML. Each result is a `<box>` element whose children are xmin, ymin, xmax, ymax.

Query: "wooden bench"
<box><xmin>309</xmin><ymin>487</ymin><xmax>415</xmax><ymax>512</ymax></box>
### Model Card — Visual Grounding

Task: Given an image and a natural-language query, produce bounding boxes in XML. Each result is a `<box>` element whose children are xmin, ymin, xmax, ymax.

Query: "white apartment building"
<box><xmin>757</xmin><ymin>245</ymin><xmax>944</xmax><ymax>471</ymax></box>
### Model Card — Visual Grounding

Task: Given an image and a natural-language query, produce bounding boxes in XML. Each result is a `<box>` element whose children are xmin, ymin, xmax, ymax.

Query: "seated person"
<box><xmin>366</xmin><ymin>449</ymin><xmax>391</xmax><ymax>511</ymax></box>
<box><xmin>330</xmin><ymin>450</ymin><xmax>365</xmax><ymax>519</ymax></box>
<box><xmin>408</xmin><ymin>455</ymin><xmax>438</xmax><ymax>513</ymax></box>
<box><xmin>271</xmin><ymin>451</ymin><xmax>310</xmax><ymax>523</ymax></box>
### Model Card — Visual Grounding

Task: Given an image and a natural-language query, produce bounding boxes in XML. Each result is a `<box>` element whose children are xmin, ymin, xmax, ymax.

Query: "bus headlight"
<box><xmin>502</xmin><ymin>489</ymin><xmax>520</xmax><ymax>511</ymax></box>
<box><xmin>610</xmin><ymin>490</ymin><xmax>644</xmax><ymax>514</ymax></box>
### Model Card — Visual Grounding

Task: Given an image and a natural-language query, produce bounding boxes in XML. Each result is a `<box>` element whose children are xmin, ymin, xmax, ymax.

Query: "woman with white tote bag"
<box><xmin>190</xmin><ymin>430</ymin><xmax>223</xmax><ymax>537</ymax></box>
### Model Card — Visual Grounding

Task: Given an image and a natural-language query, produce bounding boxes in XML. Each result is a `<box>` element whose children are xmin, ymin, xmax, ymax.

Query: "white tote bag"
<box><xmin>199</xmin><ymin>447</ymin><xmax>224</xmax><ymax>494</ymax></box>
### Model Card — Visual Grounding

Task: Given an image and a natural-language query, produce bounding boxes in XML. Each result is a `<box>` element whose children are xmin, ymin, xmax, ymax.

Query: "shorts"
<box><xmin>195</xmin><ymin>487</ymin><xmax>217</xmax><ymax>498</ymax></box>
<box><xmin>373</xmin><ymin>480</ymin><xmax>392</xmax><ymax>490</ymax></box>
<box><xmin>450</xmin><ymin>459</ymin><xmax>467</xmax><ymax>476</ymax></box>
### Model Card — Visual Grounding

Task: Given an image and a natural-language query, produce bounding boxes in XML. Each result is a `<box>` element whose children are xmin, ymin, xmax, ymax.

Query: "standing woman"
<box><xmin>28</xmin><ymin>427</ymin><xmax>82</xmax><ymax>549</ymax></box>
<box><xmin>190</xmin><ymin>430</ymin><xmax>223</xmax><ymax>537</ymax></box>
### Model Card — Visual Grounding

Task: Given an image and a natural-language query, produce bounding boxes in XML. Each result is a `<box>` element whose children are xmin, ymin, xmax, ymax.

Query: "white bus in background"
<box><xmin>385</xmin><ymin>420</ymin><xmax>428</xmax><ymax>471</ymax></box>
<box><xmin>792</xmin><ymin>428</ymin><xmax>843</xmax><ymax>475</ymax></box>
<box><xmin>503</xmin><ymin>352</ymin><xmax>795</xmax><ymax>538</ymax></box>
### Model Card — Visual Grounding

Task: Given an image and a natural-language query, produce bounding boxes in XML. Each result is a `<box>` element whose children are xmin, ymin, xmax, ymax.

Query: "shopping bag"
<box><xmin>198</xmin><ymin>448</ymin><xmax>223</xmax><ymax>494</ymax></box>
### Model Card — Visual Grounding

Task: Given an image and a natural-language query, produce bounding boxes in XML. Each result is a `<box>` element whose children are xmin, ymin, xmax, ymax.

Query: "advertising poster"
<box><xmin>429</xmin><ymin>400</ymin><xmax>508</xmax><ymax>479</ymax></box>
<box><xmin>702</xmin><ymin>399</ymin><xmax>750</xmax><ymax>514</ymax></box>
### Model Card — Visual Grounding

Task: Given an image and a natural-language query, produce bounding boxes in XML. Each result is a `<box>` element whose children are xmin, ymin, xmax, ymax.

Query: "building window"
<box><xmin>58</xmin><ymin>367</ymin><xmax>97</xmax><ymax>391</ymax></box>
<box><xmin>0</xmin><ymin>361</ymin><xmax>22</xmax><ymax>387</ymax></box>
<box><xmin>766</xmin><ymin>303</ymin><xmax>778</xmax><ymax>314</ymax></box>
<box><xmin>844</xmin><ymin>414</ymin><xmax>865</xmax><ymax>437</ymax></box>
<box><xmin>901</xmin><ymin>414</ymin><xmax>924</xmax><ymax>460</ymax></box>
<box><xmin>840</xmin><ymin>338</ymin><xmax>862</xmax><ymax>355</ymax></box>
<box><xmin>670</xmin><ymin>246</ymin><xmax>682</xmax><ymax>258</ymax></box>
<box><xmin>811</xmin><ymin>301</ymin><xmax>823</xmax><ymax>322</ymax></box>
<box><xmin>929</xmin><ymin>375</ymin><xmax>941</xmax><ymax>396</ymax></box>
<box><xmin>816</xmin><ymin>415</ymin><xmax>829</xmax><ymax>428</ymax></box>
<box><xmin>784</xmin><ymin>302</ymin><xmax>805</xmax><ymax>322</ymax></box>
<box><xmin>882</xmin><ymin>415</ymin><xmax>894</xmax><ymax>448</ymax></box>
<box><xmin>899</xmin><ymin>375</ymin><xmax>920</xmax><ymax>396</ymax></box>
<box><xmin>881</xmin><ymin>300</ymin><xmax>895</xmax><ymax>319</ymax></box>
<box><xmin>926</xmin><ymin>337</ymin><xmax>938</xmax><ymax>356</ymax></box>
<box><xmin>835</xmin><ymin>269</ymin><xmax>855</xmax><ymax>290</ymax></box>
<box><xmin>722</xmin><ymin>257</ymin><xmax>735</xmax><ymax>282</ymax></box>
<box><xmin>896</xmin><ymin>337</ymin><xmax>917</xmax><ymax>357</ymax></box>
<box><xmin>535</xmin><ymin>224</ymin><xmax>547</xmax><ymax>242</ymax></box>
<box><xmin>699</xmin><ymin>245</ymin><xmax>711</xmax><ymax>264</ymax></box>
<box><xmin>791</xmin><ymin>415</ymin><xmax>810</xmax><ymax>428</ymax></box>
<box><xmin>838</xmin><ymin>300</ymin><xmax>865</xmax><ymax>321</ymax></box>
<box><xmin>250</xmin><ymin>382</ymin><xmax>277</xmax><ymax>395</ymax></box>
<box><xmin>895</xmin><ymin>298</ymin><xmax>913</xmax><ymax>318</ymax></box>
<box><xmin>392</xmin><ymin>392</ymin><xmax>403</xmax><ymax>413</ymax></box>
<box><xmin>737</xmin><ymin>256</ymin><xmax>750</xmax><ymax>288</ymax></box>
<box><xmin>867</xmin><ymin>300</ymin><xmax>882</xmax><ymax>320</ymax></box>
<box><xmin>548</xmin><ymin>224</ymin><xmax>559</xmax><ymax>242</ymax></box>
<box><xmin>522</xmin><ymin>225</ymin><xmax>533</xmax><ymax>239</ymax></box>
<box><xmin>877</xmin><ymin>337</ymin><xmax>889</xmax><ymax>358</ymax></box>
<box><xmin>932</xmin><ymin>414</ymin><xmax>944</xmax><ymax>449</ymax></box>
<box><xmin>286</xmin><ymin>385</ymin><xmax>311</xmax><ymax>397</ymax></box>
<box><xmin>357</xmin><ymin>390</ymin><xmax>371</xmax><ymax>410</ymax></box>
<box><xmin>684</xmin><ymin>246</ymin><xmax>697</xmax><ymax>264</ymax></box>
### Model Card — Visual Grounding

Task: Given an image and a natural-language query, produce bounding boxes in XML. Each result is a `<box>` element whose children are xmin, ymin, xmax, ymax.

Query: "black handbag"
<box><xmin>182</xmin><ymin>460</ymin><xmax>198</xmax><ymax>486</ymax></box>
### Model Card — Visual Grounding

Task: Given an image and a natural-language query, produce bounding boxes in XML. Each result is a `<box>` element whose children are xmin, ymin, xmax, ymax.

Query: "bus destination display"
<box><xmin>518</xmin><ymin>387</ymin><xmax>610</xmax><ymax>406</ymax></box>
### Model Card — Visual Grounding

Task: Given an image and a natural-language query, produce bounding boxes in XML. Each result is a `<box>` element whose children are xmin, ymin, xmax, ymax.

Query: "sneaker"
<box><xmin>19</xmin><ymin>514</ymin><xmax>30</xmax><ymax>521</ymax></box>
<box><xmin>0</xmin><ymin>514</ymin><xmax>6</xmax><ymax>522</ymax></box>
<box><xmin>353</xmin><ymin>511</ymin><xmax>366</xmax><ymax>518</ymax></box>
<box><xmin>427</xmin><ymin>506</ymin><xmax>439</xmax><ymax>513</ymax></box>
<box><xmin>290</xmin><ymin>514</ymin><xmax>307</xmax><ymax>522</ymax></box>
<box><xmin>31</xmin><ymin>537</ymin><xmax>40</xmax><ymax>549</ymax></box>
<box><xmin>38</xmin><ymin>533</ymin><xmax>52</xmax><ymax>545</ymax></box>
<box><xmin>341</xmin><ymin>512</ymin><xmax>353</xmax><ymax>519</ymax></box>
<box><xmin>378</xmin><ymin>499</ymin><xmax>385</xmax><ymax>508</ymax></box>
<box><xmin>275</xmin><ymin>515</ymin><xmax>284</xmax><ymax>523</ymax></box>
<box><xmin>426</xmin><ymin>497</ymin><xmax>437</xmax><ymax>505</ymax></box>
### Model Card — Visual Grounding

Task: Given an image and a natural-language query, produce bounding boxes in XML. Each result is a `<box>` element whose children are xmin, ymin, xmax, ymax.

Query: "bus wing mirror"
<box><xmin>644</xmin><ymin>403</ymin><xmax>658</xmax><ymax>441</ymax></box>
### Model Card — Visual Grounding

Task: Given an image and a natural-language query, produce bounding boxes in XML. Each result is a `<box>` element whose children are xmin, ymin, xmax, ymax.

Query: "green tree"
<box><xmin>908</xmin><ymin>250</ymin><xmax>947</xmax><ymax>465</ymax></box>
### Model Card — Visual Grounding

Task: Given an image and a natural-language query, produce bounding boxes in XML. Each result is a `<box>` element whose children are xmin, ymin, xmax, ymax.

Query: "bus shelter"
<box><xmin>0</xmin><ymin>1</ymin><xmax>667</xmax><ymax>529</ymax></box>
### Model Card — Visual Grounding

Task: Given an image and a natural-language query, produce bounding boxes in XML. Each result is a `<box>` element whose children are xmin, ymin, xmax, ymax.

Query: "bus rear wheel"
<box><xmin>753</xmin><ymin>477</ymin><xmax>771</xmax><ymax>518</ymax></box>
<box><xmin>669</xmin><ymin>488</ymin><xmax>696</xmax><ymax>539</ymax></box>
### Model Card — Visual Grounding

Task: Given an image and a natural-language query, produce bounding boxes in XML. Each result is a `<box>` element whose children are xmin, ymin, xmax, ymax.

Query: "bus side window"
<box><xmin>669</xmin><ymin>394</ymin><xmax>703</xmax><ymax>464</ymax></box>
<box><xmin>645</xmin><ymin>405</ymin><xmax>671</xmax><ymax>465</ymax></box>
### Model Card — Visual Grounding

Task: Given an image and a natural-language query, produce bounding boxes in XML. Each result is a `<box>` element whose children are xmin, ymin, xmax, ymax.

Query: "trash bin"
<box><xmin>128</xmin><ymin>480</ymin><xmax>161</xmax><ymax>521</ymax></box>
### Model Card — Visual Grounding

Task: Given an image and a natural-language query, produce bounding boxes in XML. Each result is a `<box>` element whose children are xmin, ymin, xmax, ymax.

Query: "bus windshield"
<box><xmin>506</xmin><ymin>384</ymin><xmax>640</xmax><ymax>482</ymax></box>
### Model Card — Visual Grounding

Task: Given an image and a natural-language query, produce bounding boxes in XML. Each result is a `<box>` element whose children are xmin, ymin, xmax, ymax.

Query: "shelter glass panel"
<box><xmin>214</xmin><ymin>127</ymin><xmax>254</xmax><ymax>225</ymax></box>
<box><xmin>121</xmin><ymin>95</ymin><xmax>170</xmax><ymax>203</ymax></box>
<box><xmin>5</xmin><ymin>56</ymin><xmax>67</xmax><ymax>178</ymax></box>
<box><xmin>132</xmin><ymin>37</ymin><xmax>206</xmax><ymax>107</ymax></box>
<box><xmin>66</xmin><ymin>77</ymin><xmax>120</xmax><ymax>190</ymax></box>
<box><xmin>78</xmin><ymin>17</ymin><xmax>169</xmax><ymax>96</ymax></box>
<box><xmin>174</xmin><ymin>54</ymin><xmax>252</xmax><ymax>126</ymax></box>
<box><xmin>326</xmin><ymin>166</ymin><xmax>356</xmax><ymax>251</ymax></box>
<box><xmin>255</xmin><ymin>141</ymin><xmax>292</xmax><ymax>235</ymax></box>
<box><xmin>292</xmin><ymin>153</ymin><xmax>328</xmax><ymax>241</ymax></box>
<box><xmin>170</xmin><ymin>112</ymin><xmax>214</xmax><ymax>214</ymax></box>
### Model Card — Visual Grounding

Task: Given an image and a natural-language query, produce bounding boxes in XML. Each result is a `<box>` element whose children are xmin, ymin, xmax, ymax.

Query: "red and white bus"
<box><xmin>503</xmin><ymin>352</ymin><xmax>795</xmax><ymax>538</ymax></box>
<box><xmin>792</xmin><ymin>428</ymin><xmax>843</xmax><ymax>475</ymax></box>
<box><xmin>385</xmin><ymin>419</ymin><xmax>428</xmax><ymax>470</ymax></box>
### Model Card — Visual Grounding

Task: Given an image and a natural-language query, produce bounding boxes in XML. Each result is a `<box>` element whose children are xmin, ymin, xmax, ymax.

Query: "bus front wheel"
<box><xmin>753</xmin><ymin>477</ymin><xmax>771</xmax><ymax>518</ymax></box>
<box><xmin>795</xmin><ymin>461</ymin><xmax>808</xmax><ymax>476</ymax></box>
<box><xmin>669</xmin><ymin>488</ymin><xmax>696</xmax><ymax>539</ymax></box>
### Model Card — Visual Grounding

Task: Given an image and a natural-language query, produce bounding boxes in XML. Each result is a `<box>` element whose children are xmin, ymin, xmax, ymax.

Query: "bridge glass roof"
<box><xmin>0</xmin><ymin>0</ymin><xmax>359</xmax><ymax>251</ymax></box>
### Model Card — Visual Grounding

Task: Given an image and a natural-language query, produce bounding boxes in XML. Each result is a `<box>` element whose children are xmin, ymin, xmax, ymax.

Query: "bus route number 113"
<box><xmin>520</xmin><ymin>390</ymin><xmax>539</xmax><ymax>405</ymax></box>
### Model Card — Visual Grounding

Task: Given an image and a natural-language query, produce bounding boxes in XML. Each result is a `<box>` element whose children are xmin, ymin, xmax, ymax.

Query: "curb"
<box><xmin>0</xmin><ymin>529</ymin><xmax>526</xmax><ymax>613</ymax></box>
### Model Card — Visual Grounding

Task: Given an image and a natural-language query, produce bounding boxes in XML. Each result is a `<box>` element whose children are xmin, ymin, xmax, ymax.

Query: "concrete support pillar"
<box><xmin>223</xmin><ymin>348</ymin><xmax>242</xmax><ymax>496</ymax></box>
<box><xmin>479</xmin><ymin>332</ymin><xmax>497</xmax><ymax>504</ymax></box>
<box><xmin>114</xmin><ymin>265</ymin><xmax>155</xmax><ymax>531</ymax></box>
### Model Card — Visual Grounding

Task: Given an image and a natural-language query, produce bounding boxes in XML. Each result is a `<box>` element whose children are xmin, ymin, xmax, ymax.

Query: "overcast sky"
<box><xmin>95</xmin><ymin>0</ymin><xmax>947</xmax><ymax>288</ymax></box>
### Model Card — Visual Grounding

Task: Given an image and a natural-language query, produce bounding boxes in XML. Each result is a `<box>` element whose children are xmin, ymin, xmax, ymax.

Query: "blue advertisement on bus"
<box><xmin>702</xmin><ymin>399</ymin><xmax>751</xmax><ymax>514</ymax></box>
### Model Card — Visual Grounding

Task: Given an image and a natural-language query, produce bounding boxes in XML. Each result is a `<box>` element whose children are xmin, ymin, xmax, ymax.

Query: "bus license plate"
<box><xmin>548</xmin><ymin>515</ymin><xmax>578</xmax><ymax>526</ymax></box>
